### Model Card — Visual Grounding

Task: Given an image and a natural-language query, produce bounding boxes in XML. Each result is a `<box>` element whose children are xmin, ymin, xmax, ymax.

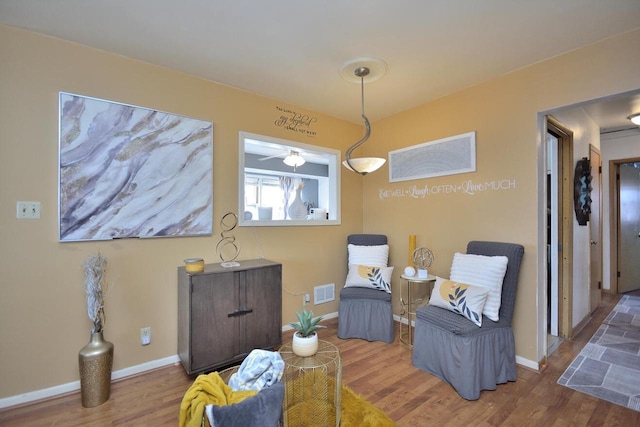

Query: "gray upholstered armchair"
<box><xmin>337</xmin><ymin>234</ymin><xmax>394</xmax><ymax>343</ymax></box>
<box><xmin>412</xmin><ymin>241</ymin><xmax>524</xmax><ymax>400</ymax></box>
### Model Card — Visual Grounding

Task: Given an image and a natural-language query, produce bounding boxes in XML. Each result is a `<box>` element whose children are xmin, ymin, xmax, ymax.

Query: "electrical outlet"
<box><xmin>140</xmin><ymin>327</ymin><xmax>151</xmax><ymax>346</ymax></box>
<box><xmin>305</xmin><ymin>293</ymin><xmax>310</xmax><ymax>303</ymax></box>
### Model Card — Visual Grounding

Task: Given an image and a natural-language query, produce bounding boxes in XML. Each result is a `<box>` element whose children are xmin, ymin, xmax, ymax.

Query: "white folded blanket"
<box><xmin>228</xmin><ymin>349</ymin><xmax>284</xmax><ymax>391</ymax></box>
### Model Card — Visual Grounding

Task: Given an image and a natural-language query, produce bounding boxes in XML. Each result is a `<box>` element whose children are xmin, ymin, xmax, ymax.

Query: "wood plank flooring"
<box><xmin>1</xmin><ymin>292</ymin><xmax>638</xmax><ymax>426</ymax></box>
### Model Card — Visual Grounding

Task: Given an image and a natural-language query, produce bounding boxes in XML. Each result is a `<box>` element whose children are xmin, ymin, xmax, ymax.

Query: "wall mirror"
<box><xmin>239</xmin><ymin>131</ymin><xmax>341</xmax><ymax>226</ymax></box>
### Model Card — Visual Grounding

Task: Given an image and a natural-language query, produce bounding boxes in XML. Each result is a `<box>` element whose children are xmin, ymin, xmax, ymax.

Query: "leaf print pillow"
<box><xmin>345</xmin><ymin>265</ymin><xmax>394</xmax><ymax>293</ymax></box>
<box><xmin>428</xmin><ymin>276</ymin><xmax>490</xmax><ymax>326</ymax></box>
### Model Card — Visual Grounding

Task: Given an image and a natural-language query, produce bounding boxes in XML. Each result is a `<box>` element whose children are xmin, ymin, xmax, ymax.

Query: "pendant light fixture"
<box><xmin>283</xmin><ymin>151</ymin><xmax>305</xmax><ymax>170</ymax></box>
<box><xmin>340</xmin><ymin>58</ymin><xmax>388</xmax><ymax>175</ymax></box>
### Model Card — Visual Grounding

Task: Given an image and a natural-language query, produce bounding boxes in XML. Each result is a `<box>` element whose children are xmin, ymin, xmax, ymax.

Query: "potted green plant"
<box><xmin>290</xmin><ymin>308</ymin><xmax>325</xmax><ymax>357</ymax></box>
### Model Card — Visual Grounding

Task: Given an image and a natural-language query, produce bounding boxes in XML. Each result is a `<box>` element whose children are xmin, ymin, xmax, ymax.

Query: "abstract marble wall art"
<box><xmin>59</xmin><ymin>93</ymin><xmax>213</xmax><ymax>241</ymax></box>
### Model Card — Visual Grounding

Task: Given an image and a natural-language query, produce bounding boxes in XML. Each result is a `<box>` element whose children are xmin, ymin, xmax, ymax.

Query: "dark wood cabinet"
<box><xmin>178</xmin><ymin>259</ymin><xmax>282</xmax><ymax>375</ymax></box>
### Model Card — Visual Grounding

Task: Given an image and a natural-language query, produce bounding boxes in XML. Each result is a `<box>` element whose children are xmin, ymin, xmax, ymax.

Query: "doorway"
<box><xmin>615</xmin><ymin>161</ymin><xmax>640</xmax><ymax>293</ymax></box>
<box><xmin>546</xmin><ymin>117</ymin><xmax>573</xmax><ymax>344</ymax></box>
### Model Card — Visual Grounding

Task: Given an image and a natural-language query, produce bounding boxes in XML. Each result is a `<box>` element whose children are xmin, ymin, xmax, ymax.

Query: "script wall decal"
<box><xmin>274</xmin><ymin>106</ymin><xmax>318</xmax><ymax>137</ymax></box>
<box><xmin>379</xmin><ymin>178</ymin><xmax>516</xmax><ymax>200</ymax></box>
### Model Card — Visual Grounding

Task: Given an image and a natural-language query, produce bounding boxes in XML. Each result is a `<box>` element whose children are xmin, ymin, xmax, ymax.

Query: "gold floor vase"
<box><xmin>78</xmin><ymin>331</ymin><xmax>114</xmax><ymax>408</ymax></box>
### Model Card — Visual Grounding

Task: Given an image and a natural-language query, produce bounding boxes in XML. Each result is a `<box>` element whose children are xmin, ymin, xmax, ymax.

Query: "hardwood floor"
<box><xmin>1</xmin><ymin>292</ymin><xmax>638</xmax><ymax>426</ymax></box>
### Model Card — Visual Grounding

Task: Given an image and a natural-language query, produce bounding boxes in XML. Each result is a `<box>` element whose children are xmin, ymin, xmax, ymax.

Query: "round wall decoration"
<box><xmin>573</xmin><ymin>157</ymin><xmax>592</xmax><ymax>226</ymax></box>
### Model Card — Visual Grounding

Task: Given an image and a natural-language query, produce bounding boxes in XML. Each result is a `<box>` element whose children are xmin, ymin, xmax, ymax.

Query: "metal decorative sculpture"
<box><xmin>216</xmin><ymin>212</ymin><xmax>240</xmax><ymax>265</ymax></box>
<box><xmin>412</xmin><ymin>247</ymin><xmax>434</xmax><ymax>278</ymax></box>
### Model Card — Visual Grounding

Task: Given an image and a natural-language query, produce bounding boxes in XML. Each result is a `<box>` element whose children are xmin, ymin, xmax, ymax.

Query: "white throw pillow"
<box><xmin>348</xmin><ymin>244</ymin><xmax>389</xmax><ymax>268</ymax></box>
<box><xmin>428</xmin><ymin>276</ymin><xmax>490</xmax><ymax>327</ymax></box>
<box><xmin>449</xmin><ymin>252</ymin><xmax>508</xmax><ymax>322</ymax></box>
<box><xmin>345</xmin><ymin>265</ymin><xmax>394</xmax><ymax>293</ymax></box>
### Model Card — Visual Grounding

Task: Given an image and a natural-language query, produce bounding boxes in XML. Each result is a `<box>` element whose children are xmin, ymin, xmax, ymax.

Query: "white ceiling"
<box><xmin>1</xmin><ymin>0</ymin><xmax>640</xmax><ymax>130</ymax></box>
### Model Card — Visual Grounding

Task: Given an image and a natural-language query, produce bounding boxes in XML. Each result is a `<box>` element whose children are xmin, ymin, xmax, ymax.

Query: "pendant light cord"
<box><xmin>345</xmin><ymin>71</ymin><xmax>372</xmax><ymax>175</ymax></box>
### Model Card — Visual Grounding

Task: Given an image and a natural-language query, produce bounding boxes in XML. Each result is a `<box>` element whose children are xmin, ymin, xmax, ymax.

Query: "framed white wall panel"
<box><xmin>389</xmin><ymin>132</ymin><xmax>476</xmax><ymax>182</ymax></box>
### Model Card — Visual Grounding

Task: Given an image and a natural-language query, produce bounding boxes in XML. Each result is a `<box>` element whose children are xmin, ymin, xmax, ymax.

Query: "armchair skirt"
<box><xmin>337</xmin><ymin>287</ymin><xmax>394</xmax><ymax>343</ymax></box>
<box><xmin>412</xmin><ymin>307</ymin><xmax>516</xmax><ymax>400</ymax></box>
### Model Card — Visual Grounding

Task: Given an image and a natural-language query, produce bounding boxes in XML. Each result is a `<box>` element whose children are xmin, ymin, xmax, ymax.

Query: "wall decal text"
<box><xmin>379</xmin><ymin>178</ymin><xmax>516</xmax><ymax>200</ymax></box>
<box><xmin>274</xmin><ymin>106</ymin><xmax>317</xmax><ymax>137</ymax></box>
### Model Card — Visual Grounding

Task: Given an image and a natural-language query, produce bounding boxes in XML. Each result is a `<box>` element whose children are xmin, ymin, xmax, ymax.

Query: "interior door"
<box><xmin>618</xmin><ymin>162</ymin><xmax>640</xmax><ymax>293</ymax></box>
<box><xmin>589</xmin><ymin>145</ymin><xmax>602</xmax><ymax>312</ymax></box>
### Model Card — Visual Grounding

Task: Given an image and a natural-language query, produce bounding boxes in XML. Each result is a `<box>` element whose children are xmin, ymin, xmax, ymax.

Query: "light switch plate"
<box><xmin>17</xmin><ymin>201</ymin><xmax>41</xmax><ymax>219</ymax></box>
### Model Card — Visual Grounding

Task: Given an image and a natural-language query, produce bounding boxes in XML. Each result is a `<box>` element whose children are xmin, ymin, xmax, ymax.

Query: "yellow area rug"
<box><xmin>340</xmin><ymin>384</ymin><xmax>396</xmax><ymax>427</ymax></box>
<box><xmin>284</xmin><ymin>385</ymin><xmax>395</xmax><ymax>426</ymax></box>
<box><xmin>284</xmin><ymin>370</ymin><xmax>396</xmax><ymax>426</ymax></box>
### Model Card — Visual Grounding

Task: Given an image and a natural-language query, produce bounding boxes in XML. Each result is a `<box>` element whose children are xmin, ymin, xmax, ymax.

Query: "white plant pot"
<box><xmin>292</xmin><ymin>332</ymin><xmax>319</xmax><ymax>357</ymax></box>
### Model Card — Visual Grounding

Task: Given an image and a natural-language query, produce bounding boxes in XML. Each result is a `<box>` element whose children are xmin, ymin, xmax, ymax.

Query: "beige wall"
<box><xmin>0</xmin><ymin>25</ymin><xmax>363</xmax><ymax>400</ymax></box>
<box><xmin>361</xmin><ymin>29</ymin><xmax>640</xmax><ymax>363</ymax></box>
<box><xmin>2</xmin><ymin>23</ymin><xmax>640</xmax><ymax>403</ymax></box>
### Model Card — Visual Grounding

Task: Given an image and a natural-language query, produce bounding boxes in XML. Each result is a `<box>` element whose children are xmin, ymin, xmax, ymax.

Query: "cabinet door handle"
<box><xmin>227</xmin><ymin>307</ymin><xmax>253</xmax><ymax>317</ymax></box>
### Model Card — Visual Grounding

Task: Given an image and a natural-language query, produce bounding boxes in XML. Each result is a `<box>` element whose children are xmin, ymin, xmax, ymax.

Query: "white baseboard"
<box><xmin>0</xmin><ymin>355</ymin><xmax>180</xmax><ymax>410</ymax></box>
<box><xmin>515</xmin><ymin>355</ymin><xmax>539</xmax><ymax>370</ymax></box>
<box><xmin>394</xmin><ymin>314</ymin><xmax>414</xmax><ymax>326</ymax></box>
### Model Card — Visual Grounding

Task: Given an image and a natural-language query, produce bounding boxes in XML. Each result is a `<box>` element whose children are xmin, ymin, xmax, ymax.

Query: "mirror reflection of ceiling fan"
<box><xmin>258</xmin><ymin>150</ymin><xmax>306</xmax><ymax>170</ymax></box>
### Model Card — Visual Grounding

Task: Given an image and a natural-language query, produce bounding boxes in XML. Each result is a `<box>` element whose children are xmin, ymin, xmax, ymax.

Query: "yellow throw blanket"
<box><xmin>179</xmin><ymin>372</ymin><xmax>258</xmax><ymax>427</ymax></box>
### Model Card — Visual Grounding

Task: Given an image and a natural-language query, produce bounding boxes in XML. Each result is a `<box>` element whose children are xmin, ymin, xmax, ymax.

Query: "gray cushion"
<box><xmin>340</xmin><ymin>286</ymin><xmax>392</xmax><ymax>302</ymax></box>
<box><xmin>205</xmin><ymin>381</ymin><xmax>284</xmax><ymax>427</ymax></box>
<box><xmin>416</xmin><ymin>305</ymin><xmax>507</xmax><ymax>336</ymax></box>
<box><xmin>347</xmin><ymin>234</ymin><xmax>387</xmax><ymax>246</ymax></box>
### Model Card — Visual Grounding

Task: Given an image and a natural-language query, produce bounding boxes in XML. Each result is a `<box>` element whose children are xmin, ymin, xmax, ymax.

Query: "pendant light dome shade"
<box><xmin>342</xmin><ymin>156</ymin><xmax>387</xmax><ymax>174</ymax></box>
<box><xmin>340</xmin><ymin>59</ymin><xmax>387</xmax><ymax>175</ymax></box>
<box><xmin>283</xmin><ymin>151</ymin><xmax>305</xmax><ymax>168</ymax></box>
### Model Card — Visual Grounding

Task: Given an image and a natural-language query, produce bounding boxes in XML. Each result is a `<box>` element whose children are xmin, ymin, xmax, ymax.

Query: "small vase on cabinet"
<box><xmin>288</xmin><ymin>188</ymin><xmax>307</xmax><ymax>220</ymax></box>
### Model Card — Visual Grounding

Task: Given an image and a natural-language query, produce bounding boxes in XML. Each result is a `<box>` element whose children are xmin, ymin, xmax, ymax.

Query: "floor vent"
<box><xmin>314</xmin><ymin>283</ymin><xmax>335</xmax><ymax>305</ymax></box>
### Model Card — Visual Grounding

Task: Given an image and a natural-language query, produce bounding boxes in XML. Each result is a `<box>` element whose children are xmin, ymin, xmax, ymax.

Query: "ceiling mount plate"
<box><xmin>339</xmin><ymin>57</ymin><xmax>388</xmax><ymax>83</ymax></box>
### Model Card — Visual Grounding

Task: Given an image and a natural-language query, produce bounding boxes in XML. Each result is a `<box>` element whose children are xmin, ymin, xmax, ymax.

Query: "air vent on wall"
<box><xmin>314</xmin><ymin>283</ymin><xmax>335</xmax><ymax>305</ymax></box>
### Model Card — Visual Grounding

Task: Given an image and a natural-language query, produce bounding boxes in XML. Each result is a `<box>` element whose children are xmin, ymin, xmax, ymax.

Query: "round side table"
<box><xmin>279</xmin><ymin>340</ymin><xmax>342</xmax><ymax>427</ymax></box>
<box><xmin>400</xmin><ymin>273</ymin><xmax>436</xmax><ymax>346</ymax></box>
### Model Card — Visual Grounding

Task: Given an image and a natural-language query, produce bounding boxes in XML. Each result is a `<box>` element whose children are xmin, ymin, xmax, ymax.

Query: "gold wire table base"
<box><xmin>279</xmin><ymin>340</ymin><xmax>342</xmax><ymax>427</ymax></box>
<box><xmin>400</xmin><ymin>274</ymin><xmax>436</xmax><ymax>347</ymax></box>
